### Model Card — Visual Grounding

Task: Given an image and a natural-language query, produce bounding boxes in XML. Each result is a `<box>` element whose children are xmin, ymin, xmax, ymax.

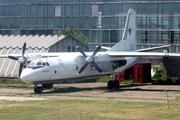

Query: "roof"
<box><xmin>0</xmin><ymin>35</ymin><xmax>65</xmax><ymax>48</ymax></box>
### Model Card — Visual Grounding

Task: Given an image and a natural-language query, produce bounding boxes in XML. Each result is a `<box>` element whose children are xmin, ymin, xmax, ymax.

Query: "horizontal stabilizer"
<box><xmin>137</xmin><ymin>44</ymin><xmax>174</xmax><ymax>52</ymax></box>
<box><xmin>109</xmin><ymin>52</ymin><xmax>180</xmax><ymax>57</ymax></box>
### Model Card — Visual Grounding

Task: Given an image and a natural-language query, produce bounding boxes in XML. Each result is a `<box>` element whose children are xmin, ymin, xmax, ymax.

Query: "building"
<box><xmin>0</xmin><ymin>0</ymin><xmax>180</xmax><ymax>51</ymax></box>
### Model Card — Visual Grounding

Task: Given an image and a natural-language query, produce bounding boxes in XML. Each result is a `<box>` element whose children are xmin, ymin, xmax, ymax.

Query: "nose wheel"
<box><xmin>34</xmin><ymin>86</ymin><xmax>43</xmax><ymax>94</ymax></box>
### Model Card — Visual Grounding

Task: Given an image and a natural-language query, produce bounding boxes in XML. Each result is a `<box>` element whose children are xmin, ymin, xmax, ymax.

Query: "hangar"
<box><xmin>0</xmin><ymin>35</ymin><xmax>89</xmax><ymax>78</ymax></box>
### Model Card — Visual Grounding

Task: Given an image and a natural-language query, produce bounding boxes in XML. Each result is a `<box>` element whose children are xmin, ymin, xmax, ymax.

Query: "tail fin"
<box><xmin>108</xmin><ymin>9</ymin><xmax>136</xmax><ymax>52</ymax></box>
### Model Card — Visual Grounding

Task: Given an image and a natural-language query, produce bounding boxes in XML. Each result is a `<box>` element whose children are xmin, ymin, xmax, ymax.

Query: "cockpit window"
<box><xmin>46</xmin><ymin>62</ymin><xmax>50</xmax><ymax>66</ymax></box>
<box><xmin>42</xmin><ymin>62</ymin><xmax>46</xmax><ymax>66</ymax></box>
<box><xmin>36</xmin><ymin>61</ymin><xmax>42</xmax><ymax>66</ymax></box>
<box><xmin>30</xmin><ymin>62</ymin><xmax>35</xmax><ymax>66</ymax></box>
<box><xmin>29</xmin><ymin>60</ymin><xmax>50</xmax><ymax>69</ymax></box>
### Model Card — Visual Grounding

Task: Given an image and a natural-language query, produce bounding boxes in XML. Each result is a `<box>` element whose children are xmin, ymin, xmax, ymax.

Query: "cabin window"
<box><xmin>36</xmin><ymin>61</ymin><xmax>42</xmax><ymax>66</ymax></box>
<box><xmin>46</xmin><ymin>62</ymin><xmax>50</xmax><ymax>66</ymax></box>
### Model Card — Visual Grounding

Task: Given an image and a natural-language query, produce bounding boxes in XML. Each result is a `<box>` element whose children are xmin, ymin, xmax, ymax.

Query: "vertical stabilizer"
<box><xmin>108</xmin><ymin>9</ymin><xmax>136</xmax><ymax>52</ymax></box>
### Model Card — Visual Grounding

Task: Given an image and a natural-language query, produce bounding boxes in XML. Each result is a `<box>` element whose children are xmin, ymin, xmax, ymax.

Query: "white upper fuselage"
<box><xmin>20</xmin><ymin>52</ymin><xmax>140</xmax><ymax>84</ymax></box>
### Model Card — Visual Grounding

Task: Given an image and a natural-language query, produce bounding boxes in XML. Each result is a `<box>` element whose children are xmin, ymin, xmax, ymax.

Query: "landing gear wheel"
<box><xmin>114</xmin><ymin>80</ymin><xmax>120</xmax><ymax>90</ymax></box>
<box><xmin>34</xmin><ymin>86</ymin><xmax>43</xmax><ymax>94</ymax></box>
<box><xmin>42</xmin><ymin>83</ymin><xmax>53</xmax><ymax>89</ymax></box>
<box><xmin>107</xmin><ymin>80</ymin><xmax>114</xmax><ymax>89</ymax></box>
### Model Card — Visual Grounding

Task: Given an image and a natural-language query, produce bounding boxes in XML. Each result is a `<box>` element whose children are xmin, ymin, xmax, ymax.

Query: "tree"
<box><xmin>55</xmin><ymin>27</ymin><xmax>88</xmax><ymax>44</ymax></box>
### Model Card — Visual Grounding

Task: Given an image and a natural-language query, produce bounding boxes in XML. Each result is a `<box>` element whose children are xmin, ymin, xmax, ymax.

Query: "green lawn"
<box><xmin>0</xmin><ymin>99</ymin><xmax>180</xmax><ymax>120</ymax></box>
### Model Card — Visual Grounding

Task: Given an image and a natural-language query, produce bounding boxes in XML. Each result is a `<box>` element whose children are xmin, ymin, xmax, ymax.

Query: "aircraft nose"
<box><xmin>20</xmin><ymin>68</ymin><xmax>34</xmax><ymax>84</ymax></box>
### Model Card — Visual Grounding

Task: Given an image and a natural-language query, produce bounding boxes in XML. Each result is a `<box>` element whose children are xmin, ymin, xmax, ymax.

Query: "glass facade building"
<box><xmin>0</xmin><ymin>0</ymin><xmax>180</xmax><ymax>51</ymax></box>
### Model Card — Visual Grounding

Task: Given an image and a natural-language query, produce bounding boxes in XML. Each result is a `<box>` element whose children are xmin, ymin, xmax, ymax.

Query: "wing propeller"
<box><xmin>76</xmin><ymin>45</ymin><xmax>103</xmax><ymax>75</ymax></box>
<box><xmin>8</xmin><ymin>42</ymin><xmax>27</xmax><ymax>77</ymax></box>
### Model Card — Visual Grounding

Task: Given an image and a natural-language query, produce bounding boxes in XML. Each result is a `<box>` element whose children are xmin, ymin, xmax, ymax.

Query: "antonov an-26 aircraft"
<box><xmin>0</xmin><ymin>9</ymin><xmax>179</xmax><ymax>93</ymax></box>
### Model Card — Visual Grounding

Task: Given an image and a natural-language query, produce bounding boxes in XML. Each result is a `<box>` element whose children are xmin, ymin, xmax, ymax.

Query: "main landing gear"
<box><xmin>107</xmin><ymin>70</ymin><xmax>120</xmax><ymax>90</ymax></box>
<box><xmin>34</xmin><ymin>83</ymin><xmax>53</xmax><ymax>94</ymax></box>
<box><xmin>107</xmin><ymin>80</ymin><xmax>120</xmax><ymax>90</ymax></box>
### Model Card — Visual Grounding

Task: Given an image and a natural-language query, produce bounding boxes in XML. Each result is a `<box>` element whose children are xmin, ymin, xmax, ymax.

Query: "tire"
<box><xmin>114</xmin><ymin>80</ymin><xmax>120</xmax><ymax>90</ymax></box>
<box><xmin>34</xmin><ymin>87</ymin><xmax>43</xmax><ymax>94</ymax></box>
<box><xmin>107</xmin><ymin>80</ymin><xmax>114</xmax><ymax>89</ymax></box>
<box><xmin>42</xmin><ymin>83</ymin><xmax>53</xmax><ymax>89</ymax></box>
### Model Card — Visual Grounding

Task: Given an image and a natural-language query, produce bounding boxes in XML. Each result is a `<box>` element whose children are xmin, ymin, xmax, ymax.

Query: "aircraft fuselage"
<box><xmin>20</xmin><ymin>52</ymin><xmax>140</xmax><ymax>85</ymax></box>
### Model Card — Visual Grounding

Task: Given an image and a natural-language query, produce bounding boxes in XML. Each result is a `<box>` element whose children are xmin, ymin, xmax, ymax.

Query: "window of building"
<box><xmin>47</xmin><ymin>0</ymin><xmax>54</xmax><ymax>3</ymax></box>
<box><xmin>72</xmin><ymin>17</ymin><xmax>79</xmax><ymax>29</ymax></box>
<box><xmin>110</xmin><ymin>4</ymin><xmax>119</xmax><ymax>15</ymax></box>
<box><xmin>91</xmin><ymin>17</ymin><xmax>98</xmax><ymax>29</ymax></box>
<box><xmin>38</xmin><ymin>5</ymin><xmax>44</xmax><ymax>16</ymax></box>
<box><xmin>130</xmin><ymin>3</ymin><xmax>137</xmax><ymax>12</ymax></box>
<box><xmin>84</xmin><ymin>17</ymin><xmax>90</xmax><ymax>29</ymax></box>
<box><xmin>65</xmin><ymin>4</ymin><xmax>72</xmax><ymax>16</ymax></box>
<box><xmin>55</xmin><ymin>17</ymin><xmax>61</xmax><ymax>29</ymax></box>
<box><xmin>102</xmin><ymin>30</ymin><xmax>109</xmax><ymax>43</ymax></box>
<box><xmin>92</xmin><ymin>5</ymin><xmax>98</xmax><ymax>16</ymax></box>
<box><xmin>55</xmin><ymin>0</ymin><xmax>61</xmax><ymax>3</ymax></box>
<box><xmin>0</xmin><ymin>18</ymin><xmax>4</xmax><ymax>29</ymax></box>
<box><xmin>11</xmin><ymin>5</ymin><xmax>21</xmax><ymax>16</ymax></box>
<box><xmin>4</xmin><ymin>0</ymin><xmax>11</xmax><ymax>4</ymax></box>
<box><xmin>158</xmin><ymin>3</ymin><xmax>162</xmax><ymax>15</ymax></box>
<box><xmin>0</xmin><ymin>6</ymin><xmax>4</xmax><ymax>16</ymax></box>
<box><xmin>162</xmin><ymin>3</ymin><xmax>170</xmax><ymax>15</ymax></box>
<box><xmin>4</xmin><ymin>18</ymin><xmax>10</xmax><ymax>28</ymax></box>
<box><xmin>141</xmin><ymin>3</ymin><xmax>149</xmax><ymax>15</ymax></box>
<box><xmin>64</xmin><ymin>17</ymin><xmax>72</xmax><ymax>28</ymax></box>
<box><xmin>4</xmin><ymin>5</ymin><xmax>11</xmax><ymax>16</ymax></box>
<box><xmin>102</xmin><ymin>17</ymin><xmax>110</xmax><ymax>29</ymax></box>
<box><xmin>21</xmin><ymin>5</ymin><xmax>28</xmax><ymax>16</ymax></box>
<box><xmin>102</xmin><ymin>4</ymin><xmax>110</xmax><ymax>16</ymax></box>
<box><xmin>149</xmin><ymin>31</ymin><xmax>158</xmax><ymax>43</ymax></box>
<box><xmin>110</xmin><ymin>30</ymin><xmax>120</xmax><ymax>43</ymax></box>
<box><xmin>84</xmin><ymin>4</ymin><xmax>90</xmax><ymax>16</ymax></box>
<box><xmin>158</xmin><ymin>17</ymin><xmax>162</xmax><ymax>29</ymax></box>
<box><xmin>172</xmin><ymin>3</ymin><xmax>179</xmax><ymax>15</ymax></box>
<box><xmin>73</xmin><ymin>4</ymin><xmax>79</xmax><ymax>16</ymax></box>
<box><xmin>149</xmin><ymin>17</ymin><xmax>157</xmax><ymax>29</ymax></box>
<box><xmin>162</xmin><ymin>17</ymin><xmax>169</xmax><ymax>29</ymax></box>
<box><xmin>122</xmin><ymin>3</ymin><xmax>129</xmax><ymax>15</ymax></box>
<box><xmin>48</xmin><ymin>5</ymin><xmax>54</xmax><ymax>16</ymax></box>
<box><xmin>55</xmin><ymin>5</ymin><xmax>61</xmax><ymax>17</ymax></box>
<box><xmin>150</xmin><ymin>3</ymin><xmax>158</xmax><ymax>15</ymax></box>
<box><xmin>37</xmin><ymin>18</ymin><xmax>43</xmax><ymax>29</ymax></box>
<box><xmin>31</xmin><ymin>18</ymin><xmax>37</xmax><ymax>29</ymax></box>
<box><xmin>31</xmin><ymin>5</ymin><xmax>37</xmax><ymax>16</ymax></box>
<box><xmin>12</xmin><ymin>18</ymin><xmax>20</xmax><ymax>29</ymax></box>
<box><xmin>110</xmin><ymin>17</ymin><xmax>117</xmax><ymax>29</ymax></box>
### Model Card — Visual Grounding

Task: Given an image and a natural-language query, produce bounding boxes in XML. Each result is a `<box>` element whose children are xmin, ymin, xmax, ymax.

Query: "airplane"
<box><xmin>0</xmin><ymin>9</ymin><xmax>179</xmax><ymax>94</ymax></box>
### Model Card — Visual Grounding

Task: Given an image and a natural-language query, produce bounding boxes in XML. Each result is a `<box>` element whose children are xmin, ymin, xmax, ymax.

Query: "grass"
<box><xmin>0</xmin><ymin>78</ymin><xmax>25</xmax><ymax>84</ymax></box>
<box><xmin>0</xmin><ymin>78</ymin><xmax>32</xmax><ymax>90</ymax></box>
<box><xmin>0</xmin><ymin>78</ymin><xmax>180</xmax><ymax>119</ymax></box>
<box><xmin>0</xmin><ymin>99</ymin><xmax>180</xmax><ymax>120</ymax></box>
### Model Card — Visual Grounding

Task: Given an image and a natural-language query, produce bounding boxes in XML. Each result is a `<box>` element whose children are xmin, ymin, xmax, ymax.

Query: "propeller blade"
<box><xmin>22</xmin><ymin>42</ymin><xmax>26</xmax><ymax>57</ymax></box>
<box><xmin>92</xmin><ymin>45</ymin><xmax>101</xmax><ymax>57</ymax></box>
<box><xmin>78</xmin><ymin>62</ymin><xmax>88</xmax><ymax>75</ymax></box>
<box><xmin>8</xmin><ymin>56</ymin><xmax>18</xmax><ymax>60</ymax></box>
<box><xmin>91</xmin><ymin>61</ymin><xmax>103</xmax><ymax>73</ymax></box>
<box><xmin>19</xmin><ymin>64</ymin><xmax>23</xmax><ymax>77</ymax></box>
<box><xmin>76</xmin><ymin>46</ymin><xmax>87</xmax><ymax>58</ymax></box>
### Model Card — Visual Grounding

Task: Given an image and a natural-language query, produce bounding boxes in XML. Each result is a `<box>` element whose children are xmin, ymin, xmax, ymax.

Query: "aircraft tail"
<box><xmin>108</xmin><ymin>9</ymin><xmax>136</xmax><ymax>52</ymax></box>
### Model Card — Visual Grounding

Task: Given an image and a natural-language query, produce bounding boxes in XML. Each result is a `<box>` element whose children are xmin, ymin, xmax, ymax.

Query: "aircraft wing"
<box><xmin>137</xmin><ymin>44</ymin><xmax>174</xmax><ymax>52</ymax></box>
<box><xmin>108</xmin><ymin>52</ymin><xmax>180</xmax><ymax>57</ymax></box>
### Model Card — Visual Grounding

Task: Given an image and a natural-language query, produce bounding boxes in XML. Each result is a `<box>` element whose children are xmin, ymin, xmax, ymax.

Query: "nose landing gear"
<box><xmin>34</xmin><ymin>83</ymin><xmax>54</xmax><ymax>94</ymax></box>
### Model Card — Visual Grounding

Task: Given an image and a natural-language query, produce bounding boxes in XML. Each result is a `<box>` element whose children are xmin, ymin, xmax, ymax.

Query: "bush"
<box><xmin>152</xmin><ymin>64</ymin><xmax>180</xmax><ymax>85</ymax></box>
